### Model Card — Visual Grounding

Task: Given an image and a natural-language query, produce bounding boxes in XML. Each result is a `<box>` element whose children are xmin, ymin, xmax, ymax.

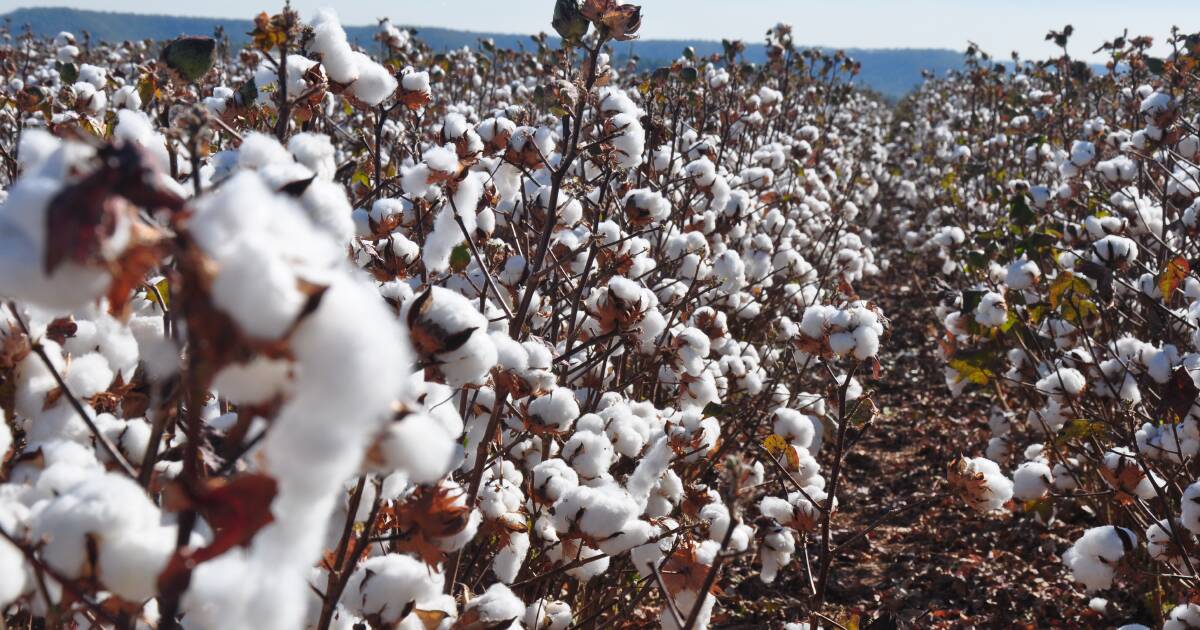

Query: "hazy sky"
<box><xmin>1</xmin><ymin>0</ymin><xmax>1193</xmax><ymax>60</ymax></box>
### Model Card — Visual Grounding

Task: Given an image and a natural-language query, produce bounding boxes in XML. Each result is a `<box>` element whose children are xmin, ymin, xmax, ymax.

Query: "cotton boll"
<box><xmin>552</xmin><ymin>484</ymin><xmax>637</xmax><ymax>540</ymax></box>
<box><xmin>211</xmin><ymin>238</ymin><xmax>305</xmax><ymax>340</ymax></box>
<box><xmin>772</xmin><ymin>408</ymin><xmax>816</xmax><ymax>450</ymax></box>
<box><xmin>288</xmin><ymin>133</ymin><xmax>337</xmax><ymax>181</ymax></box>
<box><xmin>948</xmin><ymin>456</ymin><xmax>1013</xmax><ymax>512</ymax></box>
<box><xmin>212</xmin><ymin>356</ymin><xmax>293</xmax><ymax>405</ymax></box>
<box><xmin>370</xmin><ymin>413</ymin><xmax>457</xmax><ymax>484</ymax></box>
<box><xmin>32</xmin><ymin>472</ymin><xmax>165</xmax><ymax>583</ymax></box>
<box><xmin>524</xmin><ymin>599</ymin><xmax>572</xmax><ymax>630</ymax></box>
<box><xmin>1035</xmin><ymin>368</ymin><xmax>1086</xmax><ymax>398</ymax></box>
<box><xmin>1062</xmin><ymin>526</ymin><xmax>1137</xmax><ymax>592</ymax></box>
<box><xmin>349</xmin><ymin>52</ymin><xmax>399</xmax><ymax>106</ymax></box>
<box><xmin>1012</xmin><ymin>461</ymin><xmax>1052</xmax><ymax>501</ymax></box>
<box><xmin>309</xmin><ymin>9</ymin><xmax>359</xmax><ymax>85</ymax></box>
<box><xmin>63</xmin><ymin>352</ymin><xmax>113</xmax><ymax>399</ymax></box>
<box><xmin>237</xmin><ymin>132</ymin><xmax>295</xmax><ymax>172</ymax></box>
<box><xmin>404</xmin><ymin>287</ymin><xmax>498</xmax><ymax>387</ymax></box>
<box><xmin>492</xmin><ymin>531</ymin><xmax>530</xmax><ymax>584</ymax></box>
<box><xmin>97</xmin><ymin>525</ymin><xmax>176</xmax><ymax>601</ymax></box>
<box><xmin>974</xmin><ymin>291</ymin><xmax>1008</xmax><ymax>327</ymax></box>
<box><xmin>462</xmin><ymin>583</ymin><xmax>525</xmax><ymax>628</ymax></box>
<box><xmin>560</xmin><ymin>428</ymin><xmax>614</xmax><ymax>479</ymax></box>
<box><xmin>759</xmin><ymin>522</ymin><xmax>795</xmax><ymax>584</ymax></box>
<box><xmin>1005</xmin><ymin>259</ymin><xmax>1040</xmax><ymax>290</ymax></box>
<box><xmin>1165</xmin><ymin>604</ymin><xmax>1200</xmax><ymax>630</ymax></box>
<box><xmin>1183</xmin><ymin>481</ymin><xmax>1200</xmax><ymax>534</ymax></box>
<box><xmin>531</xmin><ymin>459</ymin><xmax>579</xmax><ymax>504</ymax></box>
<box><xmin>340</xmin><ymin>554</ymin><xmax>444</xmax><ymax>626</ymax></box>
<box><xmin>526</xmin><ymin>387</ymin><xmax>579</xmax><ymax>433</ymax></box>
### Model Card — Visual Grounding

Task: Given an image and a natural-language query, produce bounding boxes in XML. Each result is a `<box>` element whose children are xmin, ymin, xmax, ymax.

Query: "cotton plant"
<box><xmin>896</xmin><ymin>33</ymin><xmax>1200</xmax><ymax>611</ymax></box>
<box><xmin>0</xmin><ymin>2</ymin><xmax>913</xmax><ymax>628</ymax></box>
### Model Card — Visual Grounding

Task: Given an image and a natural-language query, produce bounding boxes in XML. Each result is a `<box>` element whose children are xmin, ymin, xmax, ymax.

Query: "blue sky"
<box><xmin>1</xmin><ymin>0</ymin><xmax>1191</xmax><ymax>60</ymax></box>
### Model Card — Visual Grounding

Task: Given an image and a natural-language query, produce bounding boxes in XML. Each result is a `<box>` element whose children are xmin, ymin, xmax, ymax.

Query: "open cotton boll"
<box><xmin>1062</xmin><ymin>526</ymin><xmax>1136</xmax><ymax>592</ymax></box>
<box><xmin>401</xmin><ymin>69</ymin><xmax>431</xmax><ymax>94</ymax></box>
<box><xmin>773</xmin><ymin>408</ymin><xmax>816</xmax><ymax>450</ymax></box>
<box><xmin>949</xmin><ymin>456</ymin><xmax>1013</xmax><ymax>512</ymax></box>
<box><xmin>1182</xmin><ymin>481</ymin><xmax>1200</xmax><ymax>534</ymax></box>
<box><xmin>1005</xmin><ymin>259</ymin><xmax>1040</xmax><ymax>290</ymax></box>
<box><xmin>493</xmin><ymin>530</ymin><xmax>530</xmax><ymax>584</ymax></box>
<box><xmin>531</xmin><ymin>458</ymin><xmax>579</xmax><ymax>503</ymax></box>
<box><xmin>404</xmin><ymin>287</ymin><xmax>498</xmax><ymax>387</ymax></box>
<box><xmin>349</xmin><ymin>52</ymin><xmax>399</xmax><ymax>106</ymax></box>
<box><xmin>309</xmin><ymin>9</ymin><xmax>359</xmax><ymax>84</ymax></box>
<box><xmin>0</xmin><ymin>410</ymin><xmax>10</xmax><ymax>461</ymax></box>
<box><xmin>370</xmin><ymin>413</ymin><xmax>457</xmax><ymax>484</ymax></box>
<box><xmin>760</xmin><ymin>523</ymin><xmax>796</xmax><ymax>584</ymax></box>
<box><xmin>974</xmin><ymin>291</ymin><xmax>1008</xmax><ymax>327</ymax></box>
<box><xmin>97</xmin><ymin>525</ymin><xmax>177</xmax><ymax>601</ymax></box>
<box><xmin>1165</xmin><ymin>604</ymin><xmax>1200</xmax><ymax>630</ymax></box>
<box><xmin>524</xmin><ymin>599</ymin><xmax>572</xmax><ymax>630</ymax></box>
<box><xmin>113</xmin><ymin>110</ymin><xmax>171</xmax><ymax>172</ymax></box>
<box><xmin>288</xmin><ymin>133</ymin><xmax>337</xmax><ymax>181</ymax></box>
<box><xmin>340</xmin><ymin>554</ymin><xmax>444</xmax><ymax>626</ymax></box>
<box><xmin>560</xmin><ymin>430</ymin><xmax>614</xmax><ymax>479</ymax></box>
<box><xmin>1012</xmin><ymin>461</ymin><xmax>1052</xmax><ymax>501</ymax></box>
<box><xmin>64</xmin><ymin>352</ymin><xmax>113</xmax><ymax>399</ymax></box>
<box><xmin>254</xmin><ymin>55</ymin><xmax>319</xmax><ymax>108</ymax></box>
<box><xmin>1035</xmin><ymin>368</ymin><xmax>1086</xmax><ymax>398</ymax></box>
<box><xmin>0</xmin><ymin>501</ymin><xmax>28</xmax><ymax>607</ymax></box>
<box><xmin>32</xmin><ymin>472</ymin><xmax>168</xmax><ymax>590</ymax></box>
<box><xmin>552</xmin><ymin>484</ymin><xmax>639</xmax><ymax>541</ymax></box>
<box><xmin>462</xmin><ymin>583</ymin><xmax>525</xmax><ymax>628</ymax></box>
<box><xmin>237</xmin><ymin>132</ymin><xmax>295</xmax><ymax>171</ymax></box>
<box><xmin>526</xmin><ymin>387</ymin><xmax>579</xmax><ymax>433</ymax></box>
<box><xmin>211</xmin><ymin>238</ymin><xmax>305</xmax><ymax>340</ymax></box>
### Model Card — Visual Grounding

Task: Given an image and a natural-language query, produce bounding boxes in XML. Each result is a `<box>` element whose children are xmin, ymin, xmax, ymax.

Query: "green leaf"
<box><xmin>161</xmin><ymin>36</ymin><xmax>217</xmax><ymax>82</ymax></box>
<box><xmin>1009</xmin><ymin>193</ymin><xmax>1036</xmax><ymax>226</ymax></box>
<box><xmin>56</xmin><ymin>61</ymin><xmax>78</xmax><ymax>84</ymax></box>
<box><xmin>961</xmin><ymin>289</ymin><xmax>986</xmax><ymax>315</ymax></box>
<box><xmin>1048</xmin><ymin>273</ymin><xmax>1093</xmax><ymax>309</ymax></box>
<box><xmin>449</xmin><ymin>243</ymin><xmax>471</xmax><ymax>272</ymax></box>
<box><xmin>680</xmin><ymin>67</ymin><xmax>699</xmax><ymax>84</ymax></box>
<box><xmin>1000</xmin><ymin>311</ymin><xmax>1019</xmax><ymax>333</ymax></box>
<box><xmin>551</xmin><ymin>0</ymin><xmax>589</xmax><ymax>43</ymax></box>
<box><xmin>948</xmin><ymin>347</ymin><xmax>1001</xmax><ymax>386</ymax></box>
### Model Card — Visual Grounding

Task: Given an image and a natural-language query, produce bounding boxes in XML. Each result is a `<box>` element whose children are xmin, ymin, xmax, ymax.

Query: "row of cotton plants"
<box><xmin>0</xmin><ymin>2</ymin><xmax>894</xmax><ymax>628</ymax></box>
<box><xmin>890</xmin><ymin>29</ymin><xmax>1200</xmax><ymax>627</ymax></box>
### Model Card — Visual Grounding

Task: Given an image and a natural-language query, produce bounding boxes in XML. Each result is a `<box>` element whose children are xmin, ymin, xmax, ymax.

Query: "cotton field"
<box><xmin>0</xmin><ymin>1</ymin><xmax>1197</xmax><ymax>628</ymax></box>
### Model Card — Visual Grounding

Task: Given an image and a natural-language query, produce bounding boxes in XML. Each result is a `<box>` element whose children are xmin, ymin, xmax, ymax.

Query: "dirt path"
<box><xmin>720</xmin><ymin>268</ymin><xmax>1110</xmax><ymax>628</ymax></box>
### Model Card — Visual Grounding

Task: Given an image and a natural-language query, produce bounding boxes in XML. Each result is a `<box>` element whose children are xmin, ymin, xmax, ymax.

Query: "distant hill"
<box><xmin>1</xmin><ymin>6</ymin><xmax>965</xmax><ymax>97</ymax></box>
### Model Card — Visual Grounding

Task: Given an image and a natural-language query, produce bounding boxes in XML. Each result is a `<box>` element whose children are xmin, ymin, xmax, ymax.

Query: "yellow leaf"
<box><xmin>1159</xmin><ymin>256</ymin><xmax>1190</xmax><ymax>299</ymax></box>
<box><xmin>763</xmin><ymin>434</ymin><xmax>788</xmax><ymax>457</ymax></box>
<box><xmin>1048</xmin><ymin>272</ymin><xmax>1092</xmax><ymax>309</ymax></box>
<box><xmin>784</xmin><ymin>445</ymin><xmax>801</xmax><ymax>471</ymax></box>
